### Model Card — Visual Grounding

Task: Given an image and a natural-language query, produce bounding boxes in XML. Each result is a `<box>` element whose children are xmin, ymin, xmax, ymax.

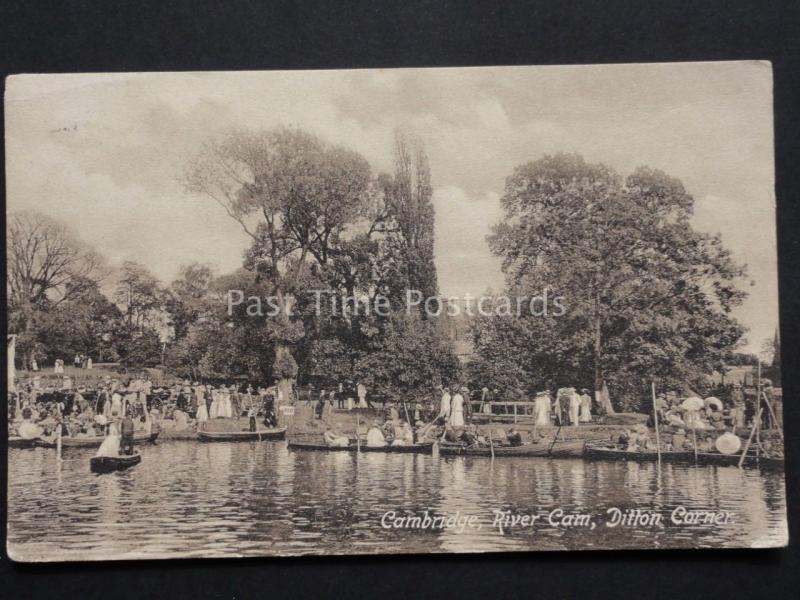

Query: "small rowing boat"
<box><xmin>37</xmin><ymin>430</ymin><xmax>159</xmax><ymax>449</ymax></box>
<box><xmin>583</xmin><ymin>441</ymin><xmax>784</xmax><ymax>469</ymax></box>
<box><xmin>8</xmin><ymin>436</ymin><xmax>39</xmax><ymax>449</ymax></box>
<box><xmin>584</xmin><ymin>441</ymin><xmax>695</xmax><ymax>463</ymax></box>
<box><xmin>197</xmin><ymin>427</ymin><xmax>286</xmax><ymax>442</ymax></box>
<box><xmin>439</xmin><ymin>439</ymin><xmax>585</xmax><ymax>458</ymax></box>
<box><xmin>287</xmin><ymin>440</ymin><xmax>434</xmax><ymax>454</ymax></box>
<box><xmin>695</xmin><ymin>451</ymin><xmax>784</xmax><ymax>470</ymax></box>
<box><xmin>90</xmin><ymin>452</ymin><xmax>142</xmax><ymax>474</ymax></box>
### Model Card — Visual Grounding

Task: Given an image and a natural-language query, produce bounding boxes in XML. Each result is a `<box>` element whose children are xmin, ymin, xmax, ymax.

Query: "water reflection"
<box><xmin>7</xmin><ymin>442</ymin><xmax>787</xmax><ymax>560</ymax></box>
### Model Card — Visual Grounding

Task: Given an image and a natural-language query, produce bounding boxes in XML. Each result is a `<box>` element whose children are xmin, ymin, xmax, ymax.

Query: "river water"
<box><xmin>7</xmin><ymin>440</ymin><xmax>788</xmax><ymax>561</ymax></box>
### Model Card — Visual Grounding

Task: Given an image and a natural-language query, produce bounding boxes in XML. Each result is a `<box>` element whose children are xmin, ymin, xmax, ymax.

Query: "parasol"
<box><xmin>680</xmin><ymin>396</ymin><xmax>704</xmax><ymax>411</ymax></box>
<box><xmin>704</xmin><ymin>396</ymin><xmax>724</xmax><ymax>411</ymax></box>
<box><xmin>715</xmin><ymin>432</ymin><xmax>742</xmax><ymax>455</ymax></box>
<box><xmin>17</xmin><ymin>422</ymin><xmax>43</xmax><ymax>439</ymax></box>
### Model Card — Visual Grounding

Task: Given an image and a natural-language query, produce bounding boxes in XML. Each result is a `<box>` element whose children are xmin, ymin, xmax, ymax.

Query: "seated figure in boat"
<box><xmin>323</xmin><ymin>426</ymin><xmax>349</xmax><ymax>447</ymax></box>
<box><xmin>391</xmin><ymin>422</ymin><xmax>414</xmax><ymax>446</ymax></box>
<box><xmin>460</xmin><ymin>424</ymin><xmax>488</xmax><ymax>447</ymax></box>
<box><xmin>366</xmin><ymin>420</ymin><xmax>388</xmax><ymax>447</ymax></box>
<box><xmin>506</xmin><ymin>427</ymin><xmax>523</xmax><ymax>446</ymax></box>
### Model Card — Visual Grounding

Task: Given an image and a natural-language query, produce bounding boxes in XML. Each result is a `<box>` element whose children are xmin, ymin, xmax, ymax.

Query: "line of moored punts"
<box><xmin>9</xmin><ymin>433</ymin><xmax>783</xmax><ymax>470</ymax></box>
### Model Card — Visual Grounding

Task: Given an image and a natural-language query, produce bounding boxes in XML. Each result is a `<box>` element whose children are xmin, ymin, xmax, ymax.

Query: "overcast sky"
<box><xmin>5</xmin><ymin>62</ymin><xmax>777</xmax><ymax>353</ymax></box>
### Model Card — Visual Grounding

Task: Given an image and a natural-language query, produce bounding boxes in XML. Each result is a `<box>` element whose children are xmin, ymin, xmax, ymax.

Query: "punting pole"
<box><xmin>547</xmin><ymin>423</ymin><xmax>562</xmax><ymax>455</ymax></box>
<box><xmin>651</xmin><ymin>382</ymin><xmax>661</xmax><ymax>466</ymax></box>
<box><xmin>402</xmin><ymin>401</ymin><xmax>412</xmax><ymax>427</ymax></box>
<box><xmin>761</xmin><ymin>390</ymin><xmax>783</xmax><ymax>443</ymax></box>
<box><xmin>488</xmin><ymin>428</ymin><xmax>495</xmax><ymax>461</ymax></box>
<box><xmin>738</xmin><ymin>407</ymin><xmax>762</xmax><ymax>469</ymax></box>
<box><xmin>56</xmin><ymin>425</ymin><xmax>62</xmax><ymax>463</ymax></box>
<box><xmin>355</xmin><ymin>415</ymin><xmax>360</xmax><ymax>453</ymax></box>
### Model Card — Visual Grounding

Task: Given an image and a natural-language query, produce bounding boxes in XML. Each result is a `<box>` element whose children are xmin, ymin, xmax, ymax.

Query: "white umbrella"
<box><xmin>715</xmin><ymin>432</ymin><xmax>742</xmax><ymax>455</ymax></box>
<box><xmin>704</xmin><ymin>397</ymin><xmax>724</xmax><ymax>411</ymax></box>
<box><xmin>18</xmin><ymin>422</ymin><xmax>43</xmax><ymax>439</ymax></box>
<box><xmin>680</xmin><ymin>396</ymin><xmax>704</xmax><ymax>411</ymax></box>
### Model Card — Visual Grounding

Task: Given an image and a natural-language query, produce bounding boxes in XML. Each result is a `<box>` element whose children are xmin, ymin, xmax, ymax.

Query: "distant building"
<box><xmin>437</xmin><ymin>299</ymin><xmax>476</xmax><ymax>364</ymax></box>
<box><xmin>709</xmin><ymin>365</ymin><xmax>758</xmax><ymax>387</ymax></box>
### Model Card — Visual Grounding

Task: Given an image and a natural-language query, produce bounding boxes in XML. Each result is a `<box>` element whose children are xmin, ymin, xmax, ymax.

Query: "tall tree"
<box><xmin>186</xmin><ymin>127</ymin><xmax>372</xmax><ymax>406</ymax></box>
<box><xmin>6</xmin><ymin>211</ymin><xmax>102</xmax><ymax>367</ymax></box>
<box><xmin>167</xmin><ymin>262</ymin><xmax>214</xmax><ymax>339</ymax></box>
<box><xmin>487</xmin><ymin>153</ymin><xmax>747</xmax><ymax>409</ymax></box>
<box><xmin>381</xmin><ymin>131</ymin><xmax>438</xmax><ymax>304</ymax></box>
<box><xmin>114</xmin><ymin>261</ymin><xmax>166</xmax><ymax>367</ymax></box>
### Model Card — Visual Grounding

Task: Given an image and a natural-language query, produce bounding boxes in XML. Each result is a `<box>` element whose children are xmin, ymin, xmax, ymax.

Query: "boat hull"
<box><xmin>198</xmin><ymin>428</ymin><xmax>286</xmax><ymax>442</ymax></box>
<box><xmin>37</xmin><ymin>431</ymin><xmax>159</xmax><ymax>448</ymax></box>
<box><xmin>584</xmin><ymin>442</ymin><xmax>784</xmax><ymax>469</ymax></box>
<box><xmin>8</xmin><ymin>436</ymin><xmax>39</xmax><ymax>449</ymax></box>
<box><xmin>90</xmin><ymin>453</ymin><xmax>142</xmax><ymax>474</ymax></box>
<box><xmin>288</xmin><ymin>441</ymin><xmax>433</xmax><ymax>454</ymax></box>
<box><xmin>439</xmin><ymin>440</ymin><xmax>585</xmax><ymax>458</ymax></box>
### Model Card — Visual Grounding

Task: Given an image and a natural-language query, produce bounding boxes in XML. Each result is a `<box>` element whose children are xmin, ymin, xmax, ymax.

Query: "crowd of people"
<box><xmin>7</xmin><ymin>374</ymin><xmax>285</xmax><ymax>442</ymax></box>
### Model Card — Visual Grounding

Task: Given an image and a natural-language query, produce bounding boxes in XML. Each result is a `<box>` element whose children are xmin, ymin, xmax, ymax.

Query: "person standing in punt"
<box><xmin>247</xmin><ymin>403</ymin><xmax>257</xmax><ymax>432</ymax></box>
<box><xmin>120</xmin><ymin>409</ymin><xmax>135</xmax><ymax>456</ymax></box>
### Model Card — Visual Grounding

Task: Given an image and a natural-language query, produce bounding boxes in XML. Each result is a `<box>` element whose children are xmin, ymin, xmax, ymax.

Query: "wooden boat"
<box><xmin>439</xmin><ymin>439</ymin><xmax>585</xmax><ymax>458</ymax></box>
<box><xmin>90</xmin><ymin>452</ymin><xmax>142</xmax><ymax>474</ymax></box>
<box><xmin>584</xmin><ymin>441</ymin><xmax>784</xmax><ymax>469</ymax></box>
<box><xmin>362</xmin><ymin>442</ymin><xmax>433</xmax><ymax>454</ymax></box>
<box><xmin>583</xmin><ymin>441</ymin><xmax>695</xmax><ymax>463</ymax></box>
<box><xmin>695</xmin><ymin>451</ymin><xmax>785</xmax><ymax>470</ymax></box>
<box><xmin>288</xmin><ymin>440</ymin><xmax>434</xmax><ymax>454</ymax></box>
<box><xmin>197</xmin><ymin>427</ymin><xmax>286</xmax><ymax>442</ymax></box>
<box><xmin>37</xmin><ymin>430</ymin><xmax>159</xmax><ymax>449</ymax></box>
<box><xmin>8</xmin><ymin>436</ymin><xmax>39</xmax><ymax>449</ymax></box>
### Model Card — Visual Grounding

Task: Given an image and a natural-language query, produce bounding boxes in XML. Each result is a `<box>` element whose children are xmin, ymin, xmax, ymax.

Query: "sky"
<box><xmin>4</xmin><ymin>62</ymin><xmax>777</xmax><ymax>353</ymax></box>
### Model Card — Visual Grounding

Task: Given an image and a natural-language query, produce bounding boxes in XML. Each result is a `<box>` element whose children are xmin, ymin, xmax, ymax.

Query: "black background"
<box><xmin>1</xmin><ymin>1</ymin><xmax>798</xmax><ymax>598</ymax></box>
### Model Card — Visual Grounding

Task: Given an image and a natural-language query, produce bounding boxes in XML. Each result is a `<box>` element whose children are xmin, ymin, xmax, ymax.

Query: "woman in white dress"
<box><xmin>96</xmin><ymin>420</ymin><xmax>121</xmax><ymax>457</ymax></box>
<box><xmin>534</xmin><ymin>392</ymin><xmax>551</xmax><ymax>426</ymax></box>
<box><xmin>209</xmin><ymin>388</ymin><xmax>220</xmax><ymax>419</ymax></box>
<box><xmin>223</xmin><ymin>388</ymin><xmax>233</xmax><ymax>418</ymax></box>
<box><xmin>568</xmin><ymin>389</ymin><xmax>581</xmax><ymax>425</ymax></box>
<box><xmin>579</xmin><ymin>389</ymin><xmax>592</xmax><ymax>422</ymax></box>
<box><xmin>450</xmin><ymin>389</ymin><xmax>465</xmax><ymax>428</ymax></box>
<box><xmin>357</xmin><ymin>382</ymin><xmax>368</xmax><ymax>409</ymax></box>
<box><xmin>195</xmin><ymin>394</ymin><xmax>209</xmax><ymax>428</ymax></box>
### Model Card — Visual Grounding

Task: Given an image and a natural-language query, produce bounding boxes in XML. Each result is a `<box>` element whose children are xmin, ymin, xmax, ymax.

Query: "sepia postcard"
<box><xmin>4</xmin><ymin>62</ymin><xmax>787</xmax><ymax>561</ymax></box>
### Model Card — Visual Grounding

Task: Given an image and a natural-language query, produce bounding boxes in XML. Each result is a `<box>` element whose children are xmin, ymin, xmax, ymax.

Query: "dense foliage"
<box><xmin>471</xmin><ymin>153</ymin><xmax>748</xmax><ymax>410</ymax></box>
